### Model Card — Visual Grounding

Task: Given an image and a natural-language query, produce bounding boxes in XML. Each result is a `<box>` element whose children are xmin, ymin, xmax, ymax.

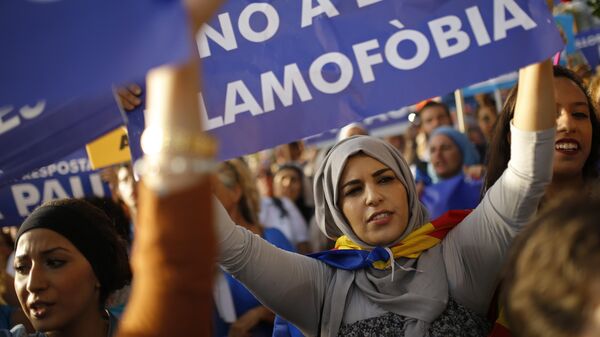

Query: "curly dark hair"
<box><xmin>484</xmin><ymin>65</ymin><xmax>600</xmax><ymax>193</ymax></box>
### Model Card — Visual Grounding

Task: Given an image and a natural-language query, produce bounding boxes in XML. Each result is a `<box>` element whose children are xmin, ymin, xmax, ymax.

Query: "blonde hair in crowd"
<box><xmin>218</xmin><ymin>158</ymin><xmax>261</xmax><ymax>226</ymax></box>
<box><xmin>503</xmin><ymin>191</ymin><xmax>600</xmax><ymax>337</ymax></box>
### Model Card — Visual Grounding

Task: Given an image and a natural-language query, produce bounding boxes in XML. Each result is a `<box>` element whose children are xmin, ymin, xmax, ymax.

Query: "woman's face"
<box><xmin>429</xmin><ymin>134</ymin><xmax>463</xmax><ymax>179</ymax></box>
<box><xmin>552</xmin><ymin>77</ymin><xmax>593</xmax><ymax>179</ymax></box>
<box><xmin>273</xmin><ymin>168</ymin><xmax>302</xmax><ymax>202</ymax></box>
<box><xmin>14</xmin><ymin>229</ymin><xmax>100</xmax><ymax>333</ymax></box>
<box><xmin>478</xmin><ymin>106</ymin><xmax>497</xmax><ymax>141</ymax></box>
<box><xmin>338</xmin><ymin>154</ymin><xmax>409</xmax><ymax>246</ymax></box>
<box><xmin>117</xmin><ymin>166</ymin><xmax>137</xmax><ymax>211</ymax></box>
<box><xmin>420</xmin><ymin>105</ymin><xmax>452</xmax><ymax>137</ymax></box>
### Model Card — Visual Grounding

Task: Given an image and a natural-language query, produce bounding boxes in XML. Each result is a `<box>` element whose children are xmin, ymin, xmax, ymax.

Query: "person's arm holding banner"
<box><xmin>116</xmin><ymin>1</ymin><xmax>223</xmax><ymax>336</ymax></box>
<box><xmin>116</xmin><ymin>84</ymin><xmax>142</xmax><ymax>112</ymax></box>
<box><xmin>441</xmin><ymin>61</ymin><xmax>557</xmax><ymax>317</ymax></box>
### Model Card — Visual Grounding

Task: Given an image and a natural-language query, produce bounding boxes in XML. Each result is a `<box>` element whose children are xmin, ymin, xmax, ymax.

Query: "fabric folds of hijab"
<box><xmin>313</xmin><ymin>135</ymin><xmax>449</xmax><ymax>336</ymax></box>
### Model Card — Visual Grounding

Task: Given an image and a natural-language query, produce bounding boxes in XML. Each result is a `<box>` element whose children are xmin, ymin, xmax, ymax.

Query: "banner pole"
<box><xmin>454</xmin><ymin>89</ymin><xmax>466</xmax><ymax>133</ymax></box>
<box><xmin>493</xmin><ymin>88</ymin><xmax>503</xmax><ymax>114</ymax></box>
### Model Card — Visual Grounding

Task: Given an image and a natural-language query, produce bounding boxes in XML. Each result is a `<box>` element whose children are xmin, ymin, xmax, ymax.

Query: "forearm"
<box><xmin>118</xmin><ymin>1</ymin><xmax>221</xmax><ymax>334</ymax></box>
<box><xmin>217</xmin><ymin>203</ymin><xmax>326</xmax><ymax>334</ymax></box>
<box><xmin>513</xmin><ymin>60</ymin><xmax>556</xmax><ymax>131</ymax></box>
<box><xmin>118</xmin><ymin>180</ymin><xmax>215</xmax><ymax>337</ymax></box>
<box><xmin>444</xmin><ymin>124</ymin><xmax>554</xmax><ymax>314</ymax></box>
<box><xmin>145</xmin><ymin>59</ymin><xmax>202</xmax><ymax>136</ymax></box>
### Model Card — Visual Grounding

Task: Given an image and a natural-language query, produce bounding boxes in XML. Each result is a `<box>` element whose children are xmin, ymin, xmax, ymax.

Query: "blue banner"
<box><xmin>198</xmin><ymin>0</ymin><xmax>562</xmax><ymax>160</ymax></box>
<box><xmin>0</xmin><ymin>92</ymin><xmax>123</xmax><ymax>186</ymax></box>
<box><xmin>304</xmin><ymin>107</ymin><xmax>411</xmax><ymax>148</ymax></box>
<box><xmin>575</xmin><ymin>28</ymin><xmax>600</xmax><ymax>69</ymax></box>
<box><xmin>1</xmin><ymin>0</ymin><xmax>563</xmax><ymax>181</ymax></box>
<box><xmin>0</xmin><ymin>0</ymin><xmax>192</xmax><ymax>107</ymax></box>
<box><xmin>462</xmin><ymin>72</ymin><xmax>518</xmax><ymax>97</ymax></box>
<box><xmin>0</xmin><ymin>149</ymin><xmax>110</xmax><ymax>227</ymax></box>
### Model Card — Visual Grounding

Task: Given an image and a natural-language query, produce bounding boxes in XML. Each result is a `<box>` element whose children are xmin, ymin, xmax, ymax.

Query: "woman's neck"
<box><xmin>542</xmin><ymin>174</ymin><xmax>585</xmax><ymax>208</ymax></box>
<box><xmin>46</xmin><ymin>309</ymin><xmax>108</xmax><ymax>337</ymax></box>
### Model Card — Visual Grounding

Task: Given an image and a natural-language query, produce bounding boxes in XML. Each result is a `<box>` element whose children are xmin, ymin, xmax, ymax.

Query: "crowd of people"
<box><xmin>1</xmin><ymin>0</ymin><xmax>600</xmax><ymax>337</ymax></box>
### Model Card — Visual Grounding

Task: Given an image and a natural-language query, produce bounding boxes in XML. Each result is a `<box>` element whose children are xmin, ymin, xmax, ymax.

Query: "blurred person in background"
<box><xmin>259</xmin><ymin>193</ymin><xmax>310</xmax><ymax>254</ymax></box>
<box><xmin>475</xmin><ymin>102</ymin><xmax>498</xmax><ymax>144</ymax></box>
<box><xmin>83</xmin><ymin>197</ymin><xmax>133</xmax><ymax>319</ymax></box>
<box><xmin>502</xmin><ymin>193</ymin><xmax>600</xmax><ymax>337</ymax></box>
<box><xmin>274</xmin><ymin>142</ymin><xmax>305</xmax><ymax>167</ymax></box>
<box><xmin>418</xmin><ymin>101</ymin><xmax>454</xmax><ymax>139</ymax></box>
<box><xmin>214</xmin><ymin>159</ymin><xmax>294</xmax><ymax>337</ymax></box>
<box><xmin>337</xmin><ymin>123</ymin><xmax>368</xmax><ymax>141</ymax></box>
<box><xmin>420</xmin><ymin>126</ymin><xmax>483</xmax><ymax>219</ymax></box>
<box><xmin>467</xmin><ymin>125</ymin><xmax>488</xmax><ymax>166</ymax></box>
<box><xmin>0</xmin><ymin>231</ymin><xmax>30</xmax><ymax>331</ymax></box>
<box><xmin>413</xmin><ymin>101</ymin><xmax>455</xmax><ymax>186</ymax></box>
<box><xmin>116</xmin><ymin>164</ymin><xmax>137</xmax><ymax>221</ymax></box>
<box><xmin>485</xmin><ymin>65</ymin><xmax>600</xmax><ymax>337</ymax></box>
<box><xmin>255</xmin><ymin>160</ymin><xmax>275</xmax><ymax>198</ymax></box>
<box><xmin>272</xmin><ymin>164</ymin><xmax>314</xmax><ymax>224</ymax></box>
<box><xmin>485</xmin><ymin>65</ymin><xmax>599</xmax><ymax>207</ymax></box>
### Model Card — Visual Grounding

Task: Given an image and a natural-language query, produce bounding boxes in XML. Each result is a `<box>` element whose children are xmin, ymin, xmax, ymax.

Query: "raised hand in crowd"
<box><xmin>115</xmin><ymin>1</ymin><xmax>224</xmax><ymax>337</ymax></box>
<box><xmin>116</xmin><ymin>84</ymin><xmax>143</xmax><ymax>111</ymax></box>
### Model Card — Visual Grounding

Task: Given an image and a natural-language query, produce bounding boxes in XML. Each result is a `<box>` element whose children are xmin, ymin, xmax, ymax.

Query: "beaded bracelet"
<box><xmin>141</xmin><ymin>127</ymin><xmax>218</xmax><ymax>158</ymax></box>
<box><xmin>134</xmin><ymin>155</ymin><xmax>218</xmax><ymax>178</ymax></box>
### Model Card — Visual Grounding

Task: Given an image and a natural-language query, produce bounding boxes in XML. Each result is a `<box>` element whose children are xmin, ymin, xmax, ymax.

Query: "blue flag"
<box><xmin>420</xmin><ymin>174</ymin><xmax>482</xmax><ymax>220</ymax></box>
<box><xmin>575</xmin><ymin>28</ymin><xmax>600</xmax><ymax>69</ymax></box>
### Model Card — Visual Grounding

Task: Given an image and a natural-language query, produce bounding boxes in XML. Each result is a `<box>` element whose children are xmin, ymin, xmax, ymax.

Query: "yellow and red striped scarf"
<box><xmin>333</xmin><ymin>209</ymin><xmax>471</xmax><ymax>269</ymax></box>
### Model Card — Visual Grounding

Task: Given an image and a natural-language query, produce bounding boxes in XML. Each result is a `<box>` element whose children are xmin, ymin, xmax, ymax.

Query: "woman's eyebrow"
<box><xmin>40</xmin><ymin>247</ymin><xmax>70</xmax><ymax>255</ymax></box>
<box><xmin>341</xmin><ymin>168</ymin><xmax>393</xmax><ymax>189</ymax></box>
<box><xmin>341</xmin><ymin>179</ymin><xmax>361</xmax><ymax>190</ymax></box>
<box><xmin>572</xmin><ymin>102</ymin><xmax>589</xmax><ymax>109</ymax></box>
<box><xmin>372</xmin><ymin>168</ymin><xmax>392</xmax><ymax>177</ymax></box>
<box><xmin>16</xmin><ymin>247</ymin><xmax>70</xmax><ymax>260</ymax></box>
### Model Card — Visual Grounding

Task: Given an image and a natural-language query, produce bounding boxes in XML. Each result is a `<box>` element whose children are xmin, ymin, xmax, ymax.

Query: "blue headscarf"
<box><xmin>430</xmin><ymin>126</ymin><xmax>480</xmax><ymax>166</ymax></box>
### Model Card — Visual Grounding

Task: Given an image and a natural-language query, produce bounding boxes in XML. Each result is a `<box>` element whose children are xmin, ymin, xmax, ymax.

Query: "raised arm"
<box><xmin>513</xmin><ymin>60</ymin><xmax>556</xmax><ymax>131</ymax></box>
<box><xmin>442</xmin><ymin>60</ymin><xmax>557</xmax><ymax>315</ymax></box>
<box><xmin>216</xmin><ymin>198</ymin><xmax>331</xmax><ymax>335</ymax></box>
<box><xmin>116</xmin><ymin>2</ymin><xmax>223</xmax><ymax>337</ymax></box>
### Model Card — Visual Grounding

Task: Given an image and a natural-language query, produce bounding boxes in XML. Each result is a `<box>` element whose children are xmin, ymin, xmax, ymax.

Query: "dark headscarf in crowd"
<box><xmin>16</xmin><ymin>200</ymin><xmax>131</xmax><ymax>305</ymax></box>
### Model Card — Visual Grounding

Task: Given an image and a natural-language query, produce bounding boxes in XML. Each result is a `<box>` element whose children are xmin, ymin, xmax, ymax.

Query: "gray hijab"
<box><xmin>313</xmin><ymin>136</ymin><xmax>449</xmax><ymax>336</ymax></box>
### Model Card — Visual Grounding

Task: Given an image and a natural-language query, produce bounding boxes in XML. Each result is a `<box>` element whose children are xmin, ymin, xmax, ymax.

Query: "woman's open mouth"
<box><xmin>555</xmin><ymin>138</ymin><xmax>580</xmax><ymax>155</ymax></box>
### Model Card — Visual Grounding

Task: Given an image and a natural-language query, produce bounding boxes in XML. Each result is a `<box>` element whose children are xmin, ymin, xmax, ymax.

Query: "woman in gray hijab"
<box><xmin>216</xmin><ymin>59</ymin><xmax>556</xmax><ymax>337</ymax></box>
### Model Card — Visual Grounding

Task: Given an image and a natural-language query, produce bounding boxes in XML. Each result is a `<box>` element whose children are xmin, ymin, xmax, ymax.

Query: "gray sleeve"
<box><xmin>442</xmin><ymin>124</ymin><xmax>555</xmax><ymax>315</ymax></box>
<box><xmin>215</xmin><ymin>199</ymin><xmax>331</xmax><ymax>335</ymax></box>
